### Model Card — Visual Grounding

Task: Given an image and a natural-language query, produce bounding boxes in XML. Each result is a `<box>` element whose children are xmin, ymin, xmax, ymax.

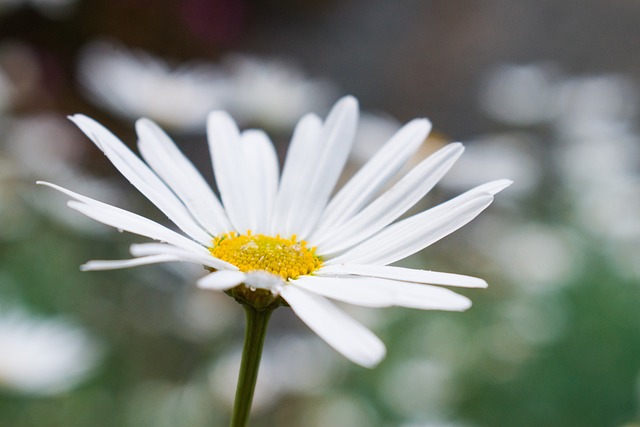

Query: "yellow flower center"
<box><xmin>209</xmin><ymin>231</ymin><xmax>322</xmax><ymax>280</ymax></box>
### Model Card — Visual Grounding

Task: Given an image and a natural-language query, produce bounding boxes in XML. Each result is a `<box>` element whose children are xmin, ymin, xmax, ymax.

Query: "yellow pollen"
<box><xmin>209</xmin><ymin>231</ymin><xmax>322</xmax><ymax>280</ymax></box>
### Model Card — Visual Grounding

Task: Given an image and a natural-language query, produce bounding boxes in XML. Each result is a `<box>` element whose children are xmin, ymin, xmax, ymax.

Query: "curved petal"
<box><xmin>270</xmin><ymin>113</ymin><xmax>323</xmax><ymax>236</ymax></box>
<box><xmin>80</xmin><ymin>255</ymin><xmax>179</xmax><ymax>271</ymax></box>
<box><xmin>198</xmin><ymin>270</ymin><xmax>247</xmax><ymax>291</ymax></box>
<box><xmin>314</xmin><ymin>142</ymin><xmax>464</xmax><ymax>254</ymax></box>
<box><xmin>130</xmin><ymin>243</ymin><xmax>236</xmax><ymax>270</ymax></box>
<box><xmin>327</xmin><ymin>190</ymin><xmax>496</xmax><ymax>266</ymax></box>
<box><xmin>311</xmin><ymin>118</ymin><xmax>431</xmax><ymax>238</ymax></box>
<box><xmin>291</xmin><ymin>276</ymin><xmax>395</xmax><ymax>307</ymax></box>
<box><xmin>136</xmin><ymin>118</ymin><xmax>231</xmax><ymax>235</ymax></box>
<box><xmin>69</xmin><ymin>115</ymin><xmax>212</xmax><ymax>245</ymax></box>
<box><xmin>280</xmin><ymin>285</ymin><xmax>385</xmax><ymax>368</ymax></box>
<box><xmin>39</xmin><ymin>181</ymin><xmax>206</xmax><ymax>254</ymax></box>
<box><xmin>318</xmin><ymin>264</ymin><xmax>488</xmax><ymax>288</ymax></box>
<box><xmin>291</xmin><ymin>275</ymin><xmax>471</xmax><ymax>311</ymax></box>
<box><xmin>240</xmin><ymin>130</ymin><xmax>279</xmax><ymax>234</ymax></box>
<box><xmin>207</xmin><ymin>111</ymin><xmax>252</xmax><ymax>233</ymax></box>
<box><xmin>278</xmin><ymin>96</ymin><xmax>359</xmax><ymax>239</ymax></box>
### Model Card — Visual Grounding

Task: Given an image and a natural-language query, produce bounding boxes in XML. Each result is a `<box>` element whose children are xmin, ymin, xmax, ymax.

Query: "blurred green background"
<box><xmin>1</xmin><ymin>1</ymin><xmax>640</xmax><ymax>426</ymax></box>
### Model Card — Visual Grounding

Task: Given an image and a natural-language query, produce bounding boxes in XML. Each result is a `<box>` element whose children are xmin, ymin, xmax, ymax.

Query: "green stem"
<box><xmin>229</xmin><ymin>305</ymin><xmax>272</xmax><ymax>427</ymax></box>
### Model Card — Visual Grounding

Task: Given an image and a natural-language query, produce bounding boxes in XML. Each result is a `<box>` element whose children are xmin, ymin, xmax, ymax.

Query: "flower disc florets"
<box><xmin>210</xmin><ymin>231</ymin><xmax>322</xmax><ymax>280</ymax></box>
<box><xmin>209</xmin><ymin>231</ymin><xmax>323</xmax><ymax>310</ymax></box>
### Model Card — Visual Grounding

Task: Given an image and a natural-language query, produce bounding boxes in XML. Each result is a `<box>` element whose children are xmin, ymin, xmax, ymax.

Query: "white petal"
<box><xmin>291</xmin><ymin>275</ymin><xmax>471</xmax><ymax>311</ymax></box>
<box><xmin>327</xmin><ymin>189</ymin><xmax>497</xmax><ymax>266</ymax></box>
<box><xmin>312</xmin><ymin>118</ymin><xmax>431</xmax><ymax>237</ymax></box>
<box><xmin>243</xmin><ymin>271</ymin><xmax>285</xmax><ymax>292</ymax></box>
<box><xmin>280</xmin><ymin>285</ymin><xmax>386</xmax><ymax>368</ymax></box>
<box><xmin>136</xmin><ymin>118</ymin><xmax>232</xmax><ymax>235</ymax></box>
<box><xmin>240</xmin><ymin>130</ymin><xmax>279</xmax><ymax>234</ymax></box>
<box><xmin>281</xmin><ymin>96</ymin><xmax>359</xmax><ymax>239</ymax></box>
<box><xmin>318</xmin><ymin>264</ymin><xmax>488</xmax><ymax>288</ymax></box>
<box><xmin>469</xmin><ymin>179</ymin><xmax>513</xmax><ymax>195</ymax></box>
<box><xmin>270</xmin><ymin>113</ymin><xmax>323</xmax><ymax>236</ymax></box>
<box><xmin>39</xmin><ymin>181</ymin><xmax>205</xmax><ymax>254</ymax></box>
<box><xmin>314</xmin><ymin>142</ymin><xmax>464</xmax><ymax>254</ymax></box>
<box><xmin>129</xmin><ymin>243</ymin><xmax>237</xmax><ymax>271</ymax></box>
<box><xmin>197</xmin><ymin>270</ymin><xmax>246</xmax><ymax>291</ymax></box>
<box><xmin>333</xmin><ymin>179</ymin><xmax>513</xmax><ymax>265</ymax></box>
<box><xmin>80</xmin><ymin>255</ymin><xmax>179</xmax><ymax>271</ymax></box>
<box><xmin>291</xmin><ymin>276</ymin><xmax>395</xmax><ymax>307</ymax></box>
<box><xmin>207</xmin><ymin>111</ymin><xmax>252</xmax><ymax>233</ymax></box>
<box><xmin>69</xmin><ymin>115</ymin><xmax>212</xmax><ymax>245</ymax></box>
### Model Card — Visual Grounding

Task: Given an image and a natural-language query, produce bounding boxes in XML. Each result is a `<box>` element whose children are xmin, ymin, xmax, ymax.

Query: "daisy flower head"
<box><xmin>40</xmin><ymin>96</ymin><xmax>511</xmax><ymax>368</ymax></box>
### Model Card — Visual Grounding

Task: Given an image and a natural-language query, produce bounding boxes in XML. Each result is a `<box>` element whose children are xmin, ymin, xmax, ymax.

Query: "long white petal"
<box><xmin>240</xmin><ymin>130</ymin><xmax>279</xmax><ymax>234</ymax></box>
<box><xmin>39</xmin><ymin>181</ymin><xmax>205</xmax><ymax>254</ymax></box>
<box><xmin>283</xmin><ymin>96</ymin><xmax>359</xmax><ymax>239</ymax></box>
<box><xmin>291</xmin><ymin>275</ymin><xmax>471</xmax><ymax>311</ymax></box>
<box><xmin>280</xmin><ymin>285</ymin><xmax>386</xmax><ymax>368</ymax></box>
<box><xmin>80</xmin><ymin>255</ymin><xmax>179</xmax><ymax>271</ymax></box>
<box><xmin>130</xmin><ymin>243</ymin><xmax>237</xmax><ymax>271</ymax></box>
<box><xmin>197</xmin><ymin>270</ymin><xmax>246</xmax><ymax>291</ymax></box>
<box><xmin>314</xmin><ymin>142</ymin><xmax>464</xmax><ymax>254</ymax></box>
<box><xmin>207</xmin><ymin>111</ymin><xmax>252</xmax><ymax>233</ymax></box>
<box><xmin>136</xmin><ymin>118</ymin><xmax>231</xmax><ymax>235</ymax></box>
<box><xmin>270</xmin><ymin>113</ymin><xmax>323</xmax><ymax>236</ymax></box>
<box><xmin>291</xmin><ymin>276</ymin><xmax>395</xmax><ymax>307</ymax></box>
<box><xmin>318</xmin><ymin>264</ymin><xmax>488</xmax><ymax>288</ymax></box>
<box><xmin>329</xmin><ymin>180</ymin><xmax>512</xmax><ymax>265</ymax></box>
<box><xmin>473</xmin><ymin>179</ymin><xmax>513</xmax><ymax>195</ymax></box>
<box><xmin>69</xmin><ymin>115</ymin><xmax>212</xmax><ymax>245</ymax></box>
<box><xmin>312</xmin><ymin>118</ymin><xmax>431</xmax><ymax>237</ymax></box>
<box><xmin>327</xmin><ymin>191</ymin><xmax>496</xmax><ymax>266</ymax></box>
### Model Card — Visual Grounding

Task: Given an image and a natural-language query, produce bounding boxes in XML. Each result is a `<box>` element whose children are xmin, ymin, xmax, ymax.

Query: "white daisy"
<box><xmin>222</xmin><ymin>54</ymin><xmax>336</xmax><ymax>130</ymax></box>
<box><xmin>0</xmin><ymin>308</ymin><xmax>100</xmax><ymax>395</ymax></box>
<box><xmin>78</xmin><ymin>41</ymin><xmax>228</xmax><ymax>132</ymax></box>
<box><xmin>39</xmin><ymin>96</ymin><xmax>510</xmax><ymax>368</ymax></box>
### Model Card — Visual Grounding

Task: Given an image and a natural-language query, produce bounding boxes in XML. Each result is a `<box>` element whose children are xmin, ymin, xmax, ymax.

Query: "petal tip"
<box><xmin>490</xmin><ymin>179</ymin><xmax>514</xmax><ymax>195</ymax></box>
<box><xmin>332</xmin><ymin>95</ymin><xmax>359</xmax><ymax>117</ymax></box>
<box><xmin>358</xmin><ymin>344</ymin><xmax>387</xmax><ymax>369</ymax></box>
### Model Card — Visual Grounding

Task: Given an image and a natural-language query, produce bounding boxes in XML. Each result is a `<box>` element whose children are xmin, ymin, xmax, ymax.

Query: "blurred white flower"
<box><xmin>491</xmin><ymin>221</ymin><xmax>580</xmax><ymax>291</ymax></box>
<box><xmin>223</xmin><ymin>55</ymin><xmax>337</xmax><ymax>130</ymax></box>
<box><xmin>441</xmin><ymin>132</ymin><xmax>542</xmax><ymax>198</ymax></box>
<box><xmin>7</xmin><ymin>113</ymin><xmax>87</xmax><ymax>178</ymax></box>
<box><xmin>78</xmin><ymin>41</ymin><xmax>228</xmax><ymax>132</ymax></box>
<box><xmin>3</xmin><ymin>113</ymin><xmax>124</xmax><ymax>235</ymax></box>
<box><xmin>554</xmin><ymin>75</ymin><xmax>637</xmax><ymax>135</ymax></box>
<box><xmin>556</xmin><ymin>133</ymin><xmax>639</xmax><ymax>189</ymax></box>
<box><xmin>480</xmin><ymin>63</ymin><xmax>559</xmax><ymax>125</ymax></box>
<box><xmin>552</xmin><ymin>76</ymin><xmax>640</xmax><ymax>242</ymax></box>
<box><xmin>78</xmin><ymin>41</ymin><xmax>336</xmax><ymax>132</ymax></box>
<box><xmin>0</xmin><ymin>308</ymin><xmax>101</xmax><ymax>395</ymax></box>
<box><xmin>572</xmin><ymin>177</ymin><xmax>640</xmax><ymax>241</ymax></box>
